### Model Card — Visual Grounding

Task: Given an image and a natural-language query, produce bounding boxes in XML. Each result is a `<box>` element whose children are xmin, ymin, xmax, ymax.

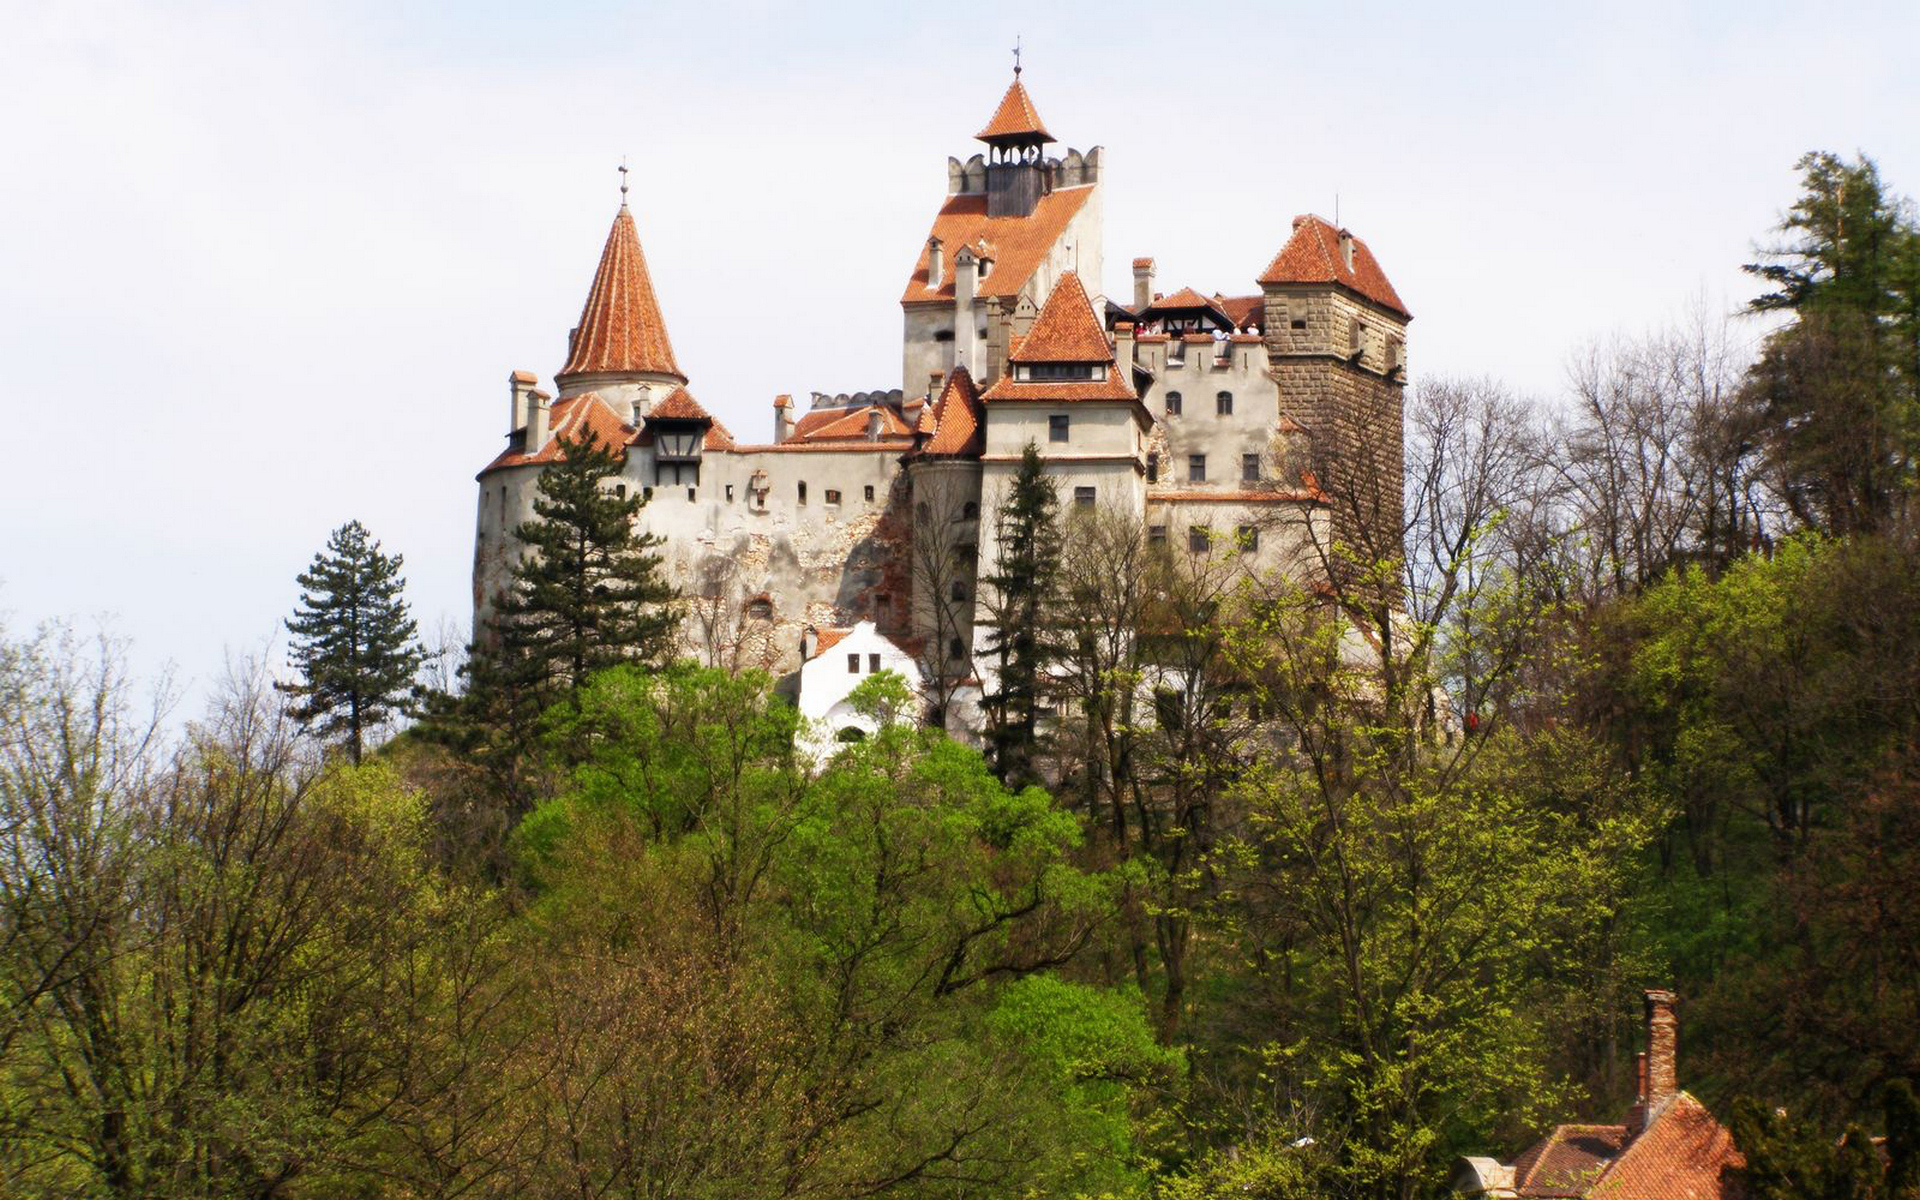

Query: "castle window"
<box><xmin>1147</xmin><ymin>454</ymin><xmax>1159</xmax><ymax>483</ymax></box>
<box><xmin>825</xmin><ymin>489</ymin><xmax>842</xmax><ymax>506</ymax></box>
<box><xmin>864</xmin><ymin>485</ymin><xmax>875</xmax><ymax>501</ymax></box>
<box><xmin>746</xmin><ymin>598</ymin><xmax>773</xmax><ymax>620</ymax></box>
<box><xmin>1189</xmin><ymin>526</ymin><xmax>1211</xmax><ymax>553</ymax></box>
<box><xmin>1291</xmin><ymin>318</ymin><xmax>1307</xmax><ymax>331</ymax></box>
<box><xmin>934</xmin><ymin>329</ymin><xmax>955</xmax><ymax>342</ymax></box>
<box><xmin>949</xmin><ymin>636</ymin><xmax>966</xmax><ymax>659</ymax></box>
<box><xmin>1074</xmin><ymin>486</ymin><xmax>1095</xmax><ymax>508</ymax></box>
<box><xmin>1216</xmin><ymin>391</ymin><xmax>1234</xmax><ymax>416</ymax></box>
<box><xmin>1236</xmin><ymin>525</ymin><xmax>1259</xmax><ymax>553</ymax></box>
<box><xmin>1165</xmin><ymin>391</ymin><xmax>1182</xmax><ymax>417</ymax></box>
<box><xmin>1028</xmin><ymin>363</ymin><xmax>1094</xmax><ymax>381</ymax></box>
<box><xmin>1049</xmin><ymin>414</ymin><xmax>1069</xmax><ymax>443</ymax></box>
<box><xmin>1148</xmin><ymin>524</ymin><xmax>1167</xmax><ymax>545</ymax></box>
<box><xmin>951</xmin><ymin>580</ymin><xmax>968</xmax><ymax>602</ymax></box>
<box><xmin>643</xmin><ymin>486</ymin><xmax>653</xmax><ymax>501</ymax></box>
<box><xmin>1243</xmin><ymin>453</ymin><xmax>1261</xmax><ymax>483</ymax></box>
<box><xmin>962</xmin><ymin>501</ymin><xmax>979</xmax><ymax>519</ymax></box>
<box><xmin>1188</xmin><ymin>454</ymin><xmax>1207</xmax><ymax>483</ymax></box>
<box><xmin>951</xmin><ymin>541</ymin><xmax>975</xmax><ymax>563</ymax></box>
<box><xmin>726</xmin><ymin>484</ymin><xmax>735</xmax><ymax>502</ymax></box>
<box><xmin>917</xmin><ymin>500</ymin><xmax>931</xmax><ymax>521</ymax></box>
<box><xmin>798</xmin><ymin>482</ymin><xmax>807</xmax><ymax>504</ymax></box>
<box><xmin>615</xmin><ymin>484</ymin><xmax>627</xmax><ymax>498</ymax></box>
<box><xmin>875</xmin><ymin>593</ymin><xmax>891</xmax><ymax>618</ymax></box>
<box><xmin>847</xmin><ymin>653</ymin><xmax>860</xmax><ymax>674</ymax></box>
<box><xmin>868</xmin><ymin>653</ymin><xmax>881</xmax><ymax>673</ymax></box>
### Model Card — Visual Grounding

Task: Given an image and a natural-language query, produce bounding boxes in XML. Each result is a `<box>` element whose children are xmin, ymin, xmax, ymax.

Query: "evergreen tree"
<box><xmin>279</xmin><ymin>519</ymin><xmax>424</xmax><ymax>764</ymax></box>
<box><xmin>978</xmin><ymin>442</ymin><xmax>1063</xmax><ymax>788</ymax></box>
<box><xmin>487</xmin><ymin>422</ymin><xmax>679</xmax><ymax>708</ymax></box>
<box><xmin>1743</xmin><ymin>151</ymin><xmax>1920</xmax><ymax>534</ymax></box>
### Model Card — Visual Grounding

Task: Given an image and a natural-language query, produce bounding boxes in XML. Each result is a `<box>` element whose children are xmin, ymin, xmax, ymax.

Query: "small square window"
<box><xmin>1243</xmin><ymin>453</ymin><xmax>1261</xmax><ymax>482</ymax></box>
<box><xmin>1148</xmin><ymin>525</ymin><xmax>1167</xmax><ymax>545</ymax></box>
<box><xmin>1188</xmin><ymin>454</ymin><xmax>1206</xmax><ymax>483</ymax></box>
<box><xmin>1049</xmin><ymin>414</ymin><xmax>1069</xmax><ymax>443</ymax></box>
<box><xmin>643</xmin><ymin>485</ymin><xmax>653</xmax><ymax>501</ymax></box>
<box><xmin>825</xmin><ymin>489</ymin><xmax>842</xmax><ymax>506</ymax></box>
<box><xmin>949</xmin><ymin>636</ymin><xmax>966</xmax><ymax>658</ymax></box>
<box><xmin>687</xmin><ymin>487</ymin><xmax>696</xmax><ymax>502</ymax></box>
<box><xmin>1216</xmin><ymin>392</ymin><xmax>1234</xmax><ymax>416</ymax></box>
<box><xmin>1165</xmin><ymin>391</ymin><xmax>1182</xmax><ymax>417</ymax></box>
<box><xmin>615</xmin><ymin>484</ymin><xmax>627</xmax><ymax>498</ymax></box>
<box><xmin>1074</xmin><ymin>485</ymin><xmax>1095</xmax><ymax>507</ymax></box>
<box><xmin>1290</xmin><ymin>318</ymin><xmax>1307</xmax><ymax>331</ymax></box>
<box><xmin>725</xmin><ymin>484</ymin><xmax>735</xmax><ymax>502</ymax></box>
<box><xmin>1147</xmin><ymin>453</ymin><xmax>1159</xmax><ymax>483</ymax></box>
<box><xmin>951</xmin><ymin>580</ymin><xmax>968</xmax><ymax>602</ymax></box>
<box><xmin>847</xmin><ymin>653</ymin><xmax>860</xmax><ymax>674</ymax></box>
<box><xmin>1189</xmin><ymin>526</ymin><xmax>1211</xmax><ymax>553</ymax></box>
<box><xmin>1236</xmin><ymin>525</ymin><xmax>1259</xmax><ymax>553</ymax></box>
<box><xmin>868</xmin><ymin>653</ymin><xmax>881</xmax><ymax>673</ymax></box>
<box><xmin>864</xmin><ymin>485</ymin><xmax>875</xmax><ymax>501</ymax></box>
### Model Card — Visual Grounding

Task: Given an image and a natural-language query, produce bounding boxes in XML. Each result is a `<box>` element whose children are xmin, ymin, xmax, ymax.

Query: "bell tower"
<box><xmin>976</xmin><ymin>65</ymin><xmax>1055</xmax><ymax>218</ymax></box>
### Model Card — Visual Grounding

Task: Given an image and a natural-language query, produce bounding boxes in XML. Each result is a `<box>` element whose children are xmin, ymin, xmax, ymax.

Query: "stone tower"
<box><xmin>1257</xmin><ymin>215</ymin><xmax>1411</xmax><ymax>565</ymax></box>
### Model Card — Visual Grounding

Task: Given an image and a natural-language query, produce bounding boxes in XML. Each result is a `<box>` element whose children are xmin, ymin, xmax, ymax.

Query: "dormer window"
<box><xmin>1019</xmin><ymin>363</ymin><xmax>1098</xmax><ymax>381</ymax></box>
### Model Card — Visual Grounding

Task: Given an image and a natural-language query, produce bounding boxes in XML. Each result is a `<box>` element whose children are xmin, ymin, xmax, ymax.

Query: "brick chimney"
<box><xmin>1645</xmin><ymin>989</ymin><xmax>1678</xmax><ymax>1107</ymax></box>
<box><xmin>509</xmin><ymin>369</ymin><xmax>538</xmax><ymax>433</ymax></box>
<box><xmin>926</xmin><ymin>236</ymin><xmax>944</xmax><ymax>292</ymax></box>
<box><xmin>525</xmin><ymin>389</ymin><xmax>551</xmax><ymax>454</ymax></box>
<box><xmin>1132</xmin><ymin>257</ymin><xmax>1154</xmax><ymax>310</ymax></box>
<box><xmin>1114</xmin><ymin>321</ymin><xmax>1135</xmax><ymax>369</ymax></box>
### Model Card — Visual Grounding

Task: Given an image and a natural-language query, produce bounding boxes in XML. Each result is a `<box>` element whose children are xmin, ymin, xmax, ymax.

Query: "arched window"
<box><xmin>1216</xmin><ymin>391</ymin><xmax>1234</xmax><ymax>416</ymax></box>
<box><xmin>1165</xmin><ymin>391</ymin><xmax>1183</xmax><ymax>417</ymax></box>
<box><xmin>962</xmin><ymin>501</ymin><xmax>979</xmax><ymax>520</ymax></box>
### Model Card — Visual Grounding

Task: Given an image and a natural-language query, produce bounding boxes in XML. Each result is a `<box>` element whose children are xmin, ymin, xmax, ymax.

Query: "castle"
<box><xmin>472</xmin><ymin>69</ymin><xmax>1410</xmax><ymax>739</ymax></box>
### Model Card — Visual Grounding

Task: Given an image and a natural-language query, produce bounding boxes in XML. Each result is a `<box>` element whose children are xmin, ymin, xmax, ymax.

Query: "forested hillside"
<box><xmin>3</xmin><ymin>151</ymin><xmax>1917</xmax><ymax>1199</ymax></box>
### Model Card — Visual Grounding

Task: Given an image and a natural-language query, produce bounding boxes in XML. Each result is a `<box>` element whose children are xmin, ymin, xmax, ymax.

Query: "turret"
<box><xmin>976</xmin><ymin>70</ymin><xmax>1055</xmax><ymax>218</ymax></box>
<box><xmin>553</xmin><ymin>189</ymin><xmax>688</xmax><ymax>418</ymax></box>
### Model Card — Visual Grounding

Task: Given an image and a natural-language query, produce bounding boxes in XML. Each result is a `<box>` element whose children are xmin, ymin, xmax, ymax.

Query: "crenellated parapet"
<box><xmin>947</xmin><ymin>146</ymin><xmax>1102</xmax><ymax>196</ymax></box>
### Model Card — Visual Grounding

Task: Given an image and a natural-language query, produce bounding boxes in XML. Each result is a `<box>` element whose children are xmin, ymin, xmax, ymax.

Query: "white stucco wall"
<box><xmin>795</xmin><ymin>620</ymin><xmax>923</xmax><ymax>762</ymax></box>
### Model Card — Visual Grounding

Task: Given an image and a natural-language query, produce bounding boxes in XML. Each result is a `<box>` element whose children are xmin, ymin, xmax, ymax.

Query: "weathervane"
<box><xmin>618</xmin><ymin>158</ymin><xmax>630</xmax><ymax>206</ymax></box>
<box><xmin>1012</xmin><ymin>35</ymin><xmax>1022</xmax><ymax>76</ymax></box>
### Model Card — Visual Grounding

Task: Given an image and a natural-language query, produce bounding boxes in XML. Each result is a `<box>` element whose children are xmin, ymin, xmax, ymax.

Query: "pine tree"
<box><xmin>1742</xmin><ymin>151</ymin><xmax>1920</xmax><ymax>534</ymax></box>
<box><xmin>487</xmin><ymin>422</ymin><xmax>679</xmax><ymax>708</ymax></box>
<box><xmin>978</xmin><ymin>442</ymin><xmax>1063</xmax><ymax>788</ymax></box>
<box><xmin>280</xmin><ymin>520</ymin><xmax>425</xmax><ymax>764</ymax></box>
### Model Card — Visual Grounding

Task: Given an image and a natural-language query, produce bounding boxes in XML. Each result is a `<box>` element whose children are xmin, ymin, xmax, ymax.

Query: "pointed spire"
<box><xmin>556</xmin><ymin>204</ymin><xmax>685</xmax><ymax>384</ymax></box>
<box><xmin>975</xmin><ymin>74</ymin><xmax>1054</xmax><ymax>144</ymax></box>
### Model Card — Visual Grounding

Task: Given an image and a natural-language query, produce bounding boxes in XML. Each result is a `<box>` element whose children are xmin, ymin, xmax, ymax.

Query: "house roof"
<box><xmin>557</xmin><ymin>205</ymin><xmax>686</xmax><ymax>382</ymax></box>
<box><xmin>921</xmin><ymin>366</ymin><xmax>984</xmax><ymax>456</ymax></box>
<box><xmin>788</xmin><ymin>404</ymin><xmax>915</xmax><ymax>443</ymax></box>
<box><xmin>1499</xmin><ymin>1095</ymin><xmax>1743</xmax><ymax>1200</ymax></box>
<box><xmin>479</xmin><ymin>392</ymin><xmax>633</xmax><ymax>476</ymax></box>
<box><xmin>646</xmin><ymin>386</ymin><xmax>713</xmax><ymax>422</ymax></box>
<box><xmin>975</xmin><ymin>76</ymin><xmax>1054</xmax><ymax>142</ymax></box>
<box><xmin>902</xmin><ymin>185</ymin><xmax>1094</xmax><ymax>304</ymax></box>
<box><xmin>1215</xmin><ymin>293</ymin><xmax>1265</xmax><ymax>329</ymax></box>
<box><xmin>1008</xmin><ymin>271</ymin><xmax>1113</xmax><ymax>363</ymax></box>
<box><xmin>1258</xmin><ymin>214</ymin><xmax>1410</xmax><ymax>318</ymax></box>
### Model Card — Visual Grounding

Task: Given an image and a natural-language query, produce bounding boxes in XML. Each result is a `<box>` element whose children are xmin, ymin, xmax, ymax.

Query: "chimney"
<box><xmin>508</xmin><ymin>370</ymin><xmax>537</xmax><ymax>433</ymax></box>
<box><xmin>773</xmin><ymin>395</ymin><xmax>794</xmax><ymax>443</ymax></box>
<box><xmin>1114</xmin><ymin>321</ymin><xmax>1136</xmax><ymax>369</ymax></box>
<box><xmin>1338</xmin><ymin>229</ymin><xmax>1356</xmax><ymax>272</ymax></box>
<box><xmin>632</xmin><ymin>384</ymin><xmax>654</xmax><ymax>421</ymax></box>
<box><xmin>1132</xmin><ymin>257</ymin><xmax>1155</xmax><ymax>311</ymax></box>
<box><xmin>1644</xmin><ymin>989</ymin><xmax>1678</xmax><ymax>1111</ymax></box>
<box><xmin>926</xmin><ymin>236</ymin><xmax>944</xmax><ymax>291</ymax></box>
<box><xmin>525</xmin><ymin>389</ymin><xmax>551</xmax><ymax>453</ymax></box>
<box><xmin>866</xmin><ymin>408</ymin><xmax>883</xmax><ymax>440</ymax></box>
<box><xmin>954</xmin><ymin>248</ymin><xmax>979</xmax><ymax>368</ymax></box>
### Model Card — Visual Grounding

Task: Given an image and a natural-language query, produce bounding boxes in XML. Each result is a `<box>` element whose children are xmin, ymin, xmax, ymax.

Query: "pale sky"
<box><xmin>3</xmin><ymin>0</ymin><xmax>1915</xmax><ymax>707</ymax></box>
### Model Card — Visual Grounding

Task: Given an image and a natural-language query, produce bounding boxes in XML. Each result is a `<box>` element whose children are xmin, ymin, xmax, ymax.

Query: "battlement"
<box><xmin>947</xmin><ymin>146</ymin><xmax>1102</xmax><ymax>195</ymax></box>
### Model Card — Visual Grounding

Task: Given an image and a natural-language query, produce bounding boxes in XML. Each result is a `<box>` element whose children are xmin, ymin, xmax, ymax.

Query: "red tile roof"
<box><xmin>1512</xmin><ymin>1125</ymin><xmax>1631</xmax><ymax>1197</ymax></box>
<box><xmin>975</xmin><ymin>77</ymin><xmax>1054</xmax><ymax>142</ymax></box>
<box><xmin>808</xmin><ymin>627</ymin><xmax>852</xmax><ymax>659</ymax></box>
<box><xmin>479</xmin><ymin>392</ymin><xmax>633</xmax><ymax>475</ymax></box>
<box><xmin>902</xmin><ymin>186</ymin><xmax>1094</xmax><ymax>304</ymax></box>
<box><xmin>1215</xmin><ymin>293</ymin><xmax>1265</xmax><ymax>329</ymax></box>
<box><xmin>1009</xmin><ymin>271</ymin><xmax>1113</xmax><ymax>363</ymax></box>
<box><xmin>1589</xmin><ymin>1095</ymin><xmax>1743</xmax><ymax>1200</ymax></box>
<box><xmin>981</xmin><ymin>374</ymin><xmax>1138</xmax><ymax>403</ymax></box>
<box><xmin>792</xmin><ymin>404</ymin><xmax>915</xmax><ymax>442</ymax></box>
<box><xmin>646</xmin><ymin>386</ymin><xmax>712</xmax><ymax>422</ymax></box>
<box><xmin>921</xmin><ymin>366</ymin><xmax>984</xmax><ymax>456</ymax></box>
<box><xmin>558</xmin><ymin>205</ymin><xmax>686</xmax><ymax>382</ymax></box>
<box><xmin>1258</xmin><ymin>214</ymin><xmax>1410</xmax><ymax>318</ymax></box>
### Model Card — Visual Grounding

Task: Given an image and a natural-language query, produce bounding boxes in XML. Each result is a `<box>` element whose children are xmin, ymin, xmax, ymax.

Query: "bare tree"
<box><xmin>904</xmin><ymin>471</ymin><xmax>982</xmax><ymax>729</ymax></box>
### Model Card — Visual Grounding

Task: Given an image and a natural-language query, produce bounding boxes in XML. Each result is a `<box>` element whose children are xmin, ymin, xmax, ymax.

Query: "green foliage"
<box><xmin>1732</xmin><ymin>1082</ymin><xmax>1920</xmax><ymax>1200</ymax></box>
<box><xmin>1743</xmin><ymin>151</ymin><xmax>1920</xmax><ymax>534</ymax></box>
<box><xmin>980</xmin><ymin>441</ymin><xmax>1065</xmax><ymax>789</ymax></box>
<box><xmin>486</xmin><ymin>422</ymin><xmax>680</xmax><ymax>708</ymax></box>
<box><xmin>279</xmin><ymin>518</ymin><xmax>425</xmax><ymax>763</ymax></box>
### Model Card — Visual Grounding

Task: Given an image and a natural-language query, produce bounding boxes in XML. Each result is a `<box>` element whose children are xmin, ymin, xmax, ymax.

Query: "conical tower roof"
<box><xmin>975</xmin><ymin>76</ymin><xmax>1055</xmax><ymax>144</ymax></box>
<box><xmin>557</xmin><ymin>204</ymin><xmax>685</xmax><ymax>383</ymax></box>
